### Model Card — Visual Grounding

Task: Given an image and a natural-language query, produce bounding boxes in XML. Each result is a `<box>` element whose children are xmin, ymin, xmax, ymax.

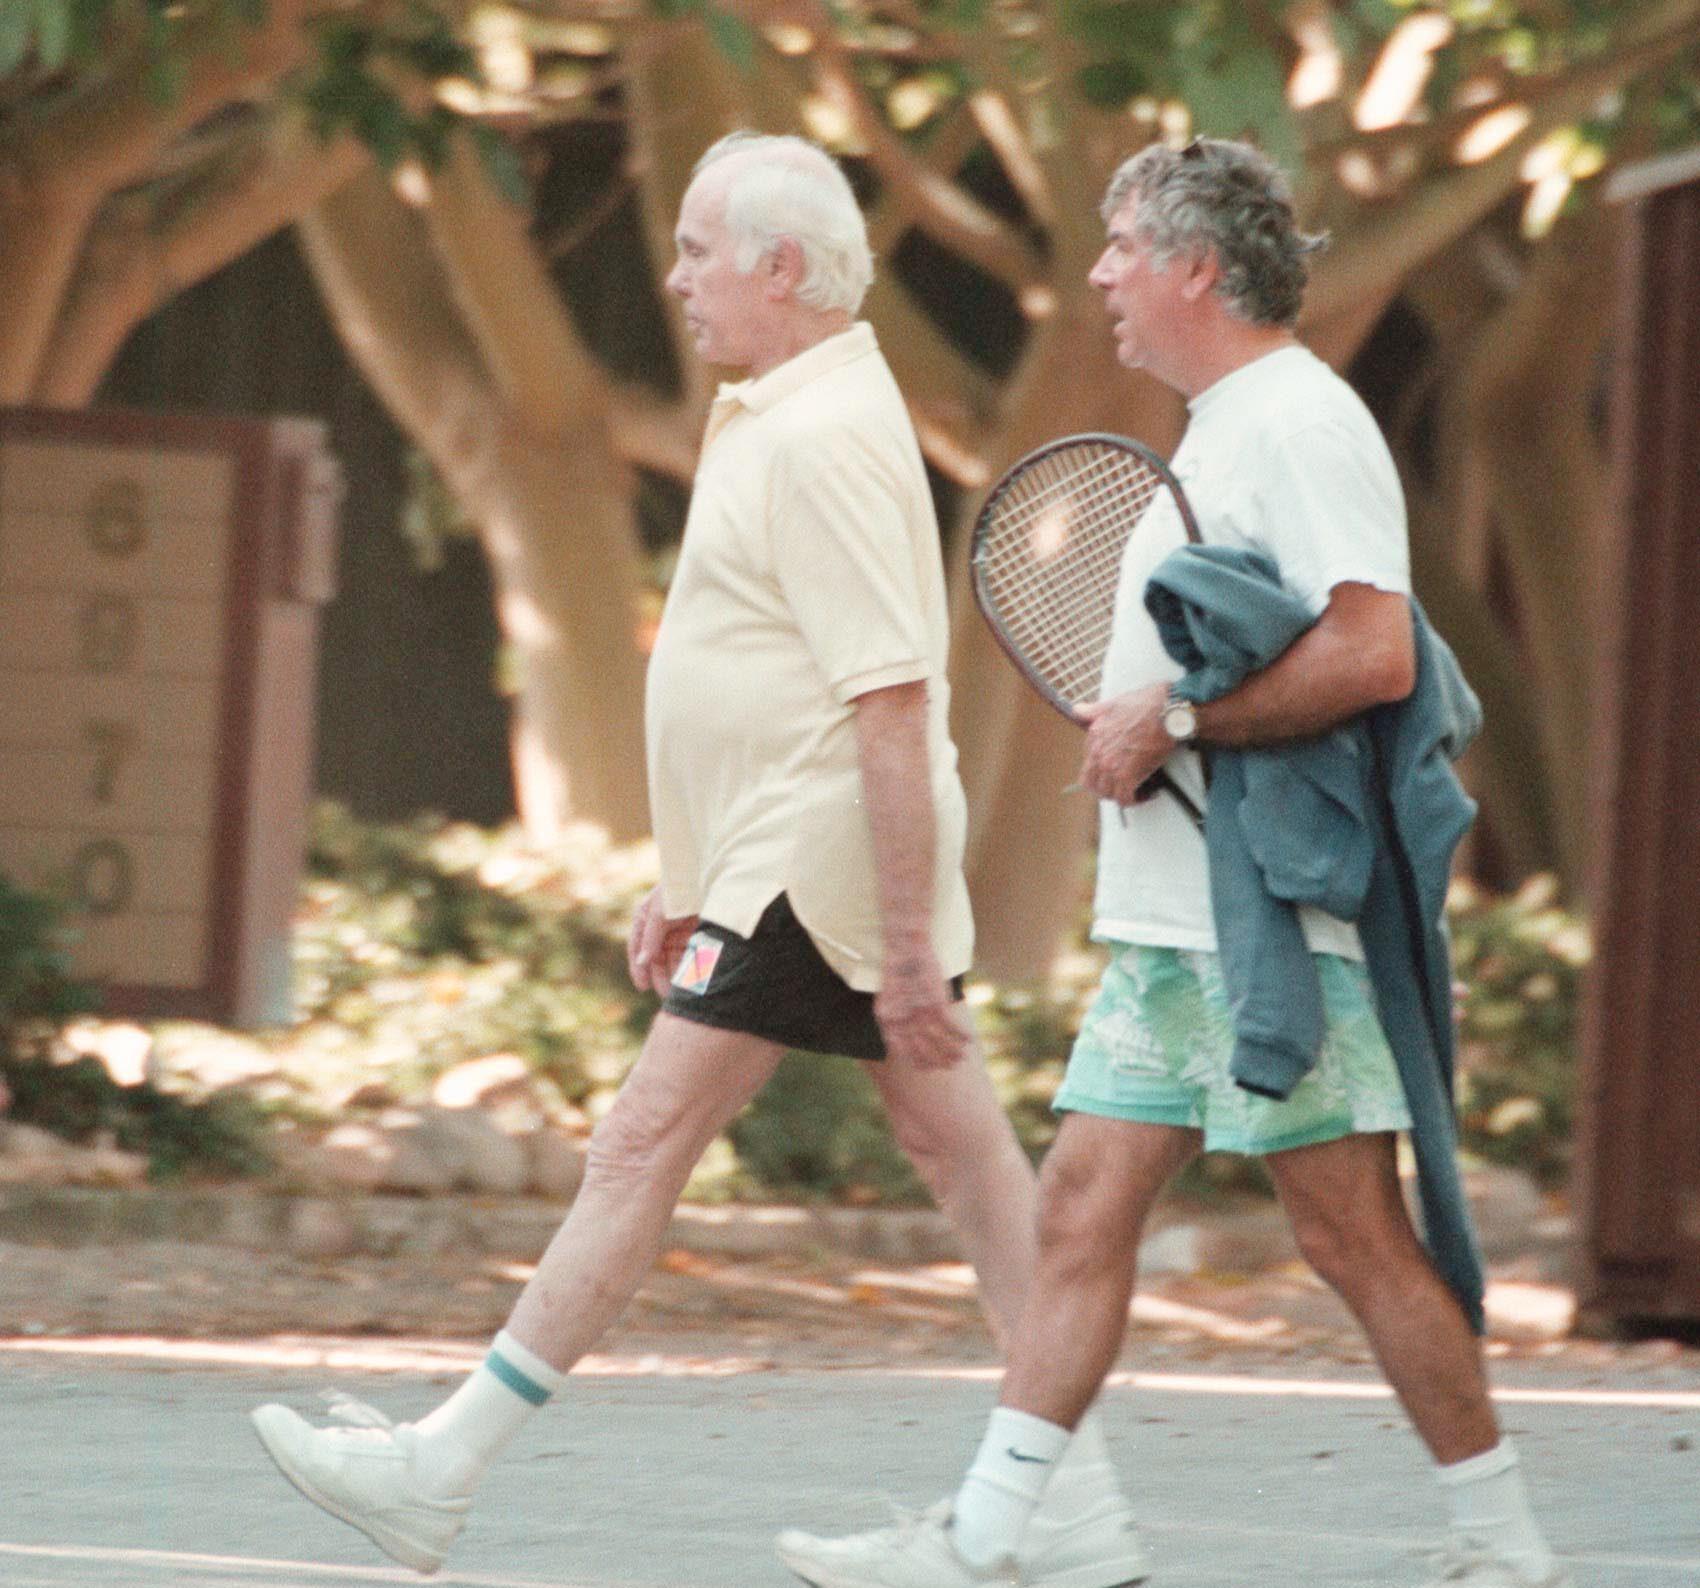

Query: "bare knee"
<box><xmin>883</xmin><ymin>1100</ymin><xmax>955</xmax><ymax>1185</ymax></box>
<box><xmin>1287</xmin><ymin>1194</ymin><xmax>1431</xmax><ymax>1300</ymax></box>
<box><xmin>1035</xmin><ymin>1151</ymin><xmax>1137</xmax><ymax>1278</ymax></box>
<box><xmin>1271</xmin><ymin>1135</ymin><xmax>1429</xmax><ymax>1298</ymax></box>
<box><xmin>1031</xmin><ymin>1119</ymin><xmax>1193</xmax><ymax>1279</ymax></box>
<box><xmin>582</xmin><ymin>1081</ymin><xmax>702</xmax><ymax>1194</ymax></box>
<box><xmin>1288</xmin><ymin>1205</ymin><xmax>1377</xmax><ymax>1290</ymax></box>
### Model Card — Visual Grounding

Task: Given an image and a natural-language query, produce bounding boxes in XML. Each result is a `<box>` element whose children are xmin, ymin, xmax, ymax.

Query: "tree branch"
<box><xmin>1309</xmin><ymin>1</ymin><xmax>1700</xmax><ymax>324</ymax></box>
<box><xmin>794</xmin><ymin>0</ymin><xmax>1046</xmax><ymax>293</ymax></box>
<box><xmin>298</xmin><ymin>162</ymin><xmax>495</xmax><ymax>445</ymax></box>
<box><xmin>419</xmin><ymin>132</ymin><xmax>613</xmax><ymax>434</ymax></box>
<box><xmin>0</xmin><ymin>0</ymin><xmax>326</xmax><ymax>400</ymax></box>
<box><xmin>34</xmin><ymin>119</ymin><xmax>369</xmax><ymax>406</ymax></box>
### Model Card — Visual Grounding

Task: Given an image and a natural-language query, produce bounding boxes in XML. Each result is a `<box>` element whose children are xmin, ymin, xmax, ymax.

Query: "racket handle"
<box><xmin>1063</xmin><ymin>774</ymin><xmax>1204</xmax><ymax>833</ymax></box>
<box><xmin>1146</xmin><ymin>770</ymin><xmax>1206</xmax><ymax>831</ymax></box>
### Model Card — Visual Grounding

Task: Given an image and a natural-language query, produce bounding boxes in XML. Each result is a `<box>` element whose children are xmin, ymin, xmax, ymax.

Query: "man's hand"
<box><xmin>627</xmin><ymin>885</ymin><xmax>700</xmax><ymax>997</ymax></box>
<box><xmin>1077</xmin><ymin>681</ymin><xmax>1176</xmax><ymax>806</ymax></box>
<box><xmin>875</xmin><ymin>943</ymin><xmax>970</xmax><ymax>1069</ymax></box>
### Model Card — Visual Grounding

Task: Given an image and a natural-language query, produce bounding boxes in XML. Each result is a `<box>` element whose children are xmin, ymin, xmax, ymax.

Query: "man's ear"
<box><xmin>1180</xmin><ymin>248</ymin><xmax>1221</xmax><ymax>303</ymax></box>
<box><xmin>765</xmin><ymin>236</ymin><xmax>806</xmax><ymax>300</ymax></box>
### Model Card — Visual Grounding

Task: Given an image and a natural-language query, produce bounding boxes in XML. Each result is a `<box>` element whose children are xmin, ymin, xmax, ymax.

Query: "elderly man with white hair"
<box><xmin>246</xmin><ymin>132</ymin><xmax>1150</xmax><ymax>1588</ymax></box>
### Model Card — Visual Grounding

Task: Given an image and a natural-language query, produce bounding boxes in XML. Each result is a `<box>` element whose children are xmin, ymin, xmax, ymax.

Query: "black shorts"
<box><xmin>661</xmin><ymin>892</ymin><xmax>962</xmax><ymax>1061</ymax></box>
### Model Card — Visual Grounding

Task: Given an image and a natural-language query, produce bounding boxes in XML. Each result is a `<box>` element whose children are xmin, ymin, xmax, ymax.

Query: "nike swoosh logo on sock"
<box><xmin>1006</xmin><ymin>1447</ymin><xmax>1051</xmax><ymax>1464</ymax></box>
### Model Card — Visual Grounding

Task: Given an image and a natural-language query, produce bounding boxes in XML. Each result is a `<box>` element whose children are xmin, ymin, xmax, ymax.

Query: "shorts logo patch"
<box><xmin>671</xmin><ymin>932</ymin><xmax>723</xmax><ymax>996</ymax></box>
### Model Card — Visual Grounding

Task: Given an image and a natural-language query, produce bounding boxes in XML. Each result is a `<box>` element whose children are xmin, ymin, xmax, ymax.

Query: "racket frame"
<box><xmin>968</xmin><ymin>431</ymin><xmax>1205</xmax><ymax>827</ymax></box>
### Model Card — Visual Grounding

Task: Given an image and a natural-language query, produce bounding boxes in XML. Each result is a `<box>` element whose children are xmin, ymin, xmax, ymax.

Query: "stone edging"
<box><xmin>0</xmin><ymin>1166</ymin><xmax>1572</xmax><ymax>1279</ymax></box>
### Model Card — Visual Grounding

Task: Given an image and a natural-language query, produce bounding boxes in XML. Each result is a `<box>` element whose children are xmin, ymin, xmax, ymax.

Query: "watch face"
<box><xmin>1164</xmin><ymin>702</ymin><xmax>1197</xmax><ymax>740</ymax></box>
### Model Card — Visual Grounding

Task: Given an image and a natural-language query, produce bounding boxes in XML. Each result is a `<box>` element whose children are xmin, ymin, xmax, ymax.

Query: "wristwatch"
<box><xmin>1162</xmin><ymin>689</ymin><xmax>1199</xmax><ymax>746</ymax></box>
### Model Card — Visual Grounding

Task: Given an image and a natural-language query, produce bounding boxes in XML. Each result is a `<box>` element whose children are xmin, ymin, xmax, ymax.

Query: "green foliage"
<box><xmin>703</xmin><ymin>6</ymin><xmax>758</xmax><ymax>73</ymax></box>
<box><xmin>1450</xmin><ymin>874</ymin><xmax>1589</xmax><ymax>1188</ymax></box>
<box><xmin>0</xmin><ymin>0</ymin><xmax>508</xmax><ymax>187</ymax></box>
<box><xmin>1062</xmin><ymin>0</ymin><xmax>1302</xmax><ymax>174</ymax></box>
<box><xmin>727</xmin><ymin>1053</ymin><xmax>930</xmax><ymax>1204</ymax></box>
<box><xmin>0</xmin><ymin>0</ymin><xmax>262</xmax><ymax>98</ymax></box>
<box><xmin>1179</xmin><ymin>33</ymin><xmax>1300</xmax><ymax>175</ymax></box>
<box><xmin>288</xmin><ymin>801</ymin><xmax>653</xmax><ymax>1107</ymax></box>
<box><xmin>0</xmin><ymin>876</ymin><xmax>98</xmax><ymax>1032</ymax></box>
<box><xmin>1</xmin><ymin>0</ymin><xmax>83</xmax><ymax>76</ymax></box>
<box><xmin>0</xmin><ymin>1053</ymin><xmax>271</xmax><ymax>1179</ymax></box>
<box><xmin>13</xmin><ymin>810</ymin><xmax>1590</xmax><ymax>1202</ymax></box>
<box><xmin>0</xmin><ymin>876</ymin><xmax>261</xmax><ymax>1181</ymax></box>
<box><xmin>301</xmin><ymin>10</ymin><xmax>478</xmax><ymax>172</ymax></box>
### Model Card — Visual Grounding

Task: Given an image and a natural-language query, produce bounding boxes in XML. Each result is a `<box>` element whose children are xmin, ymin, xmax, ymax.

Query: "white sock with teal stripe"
<box><xmin>410</xmin><ymin>1330</ymin><xmax>568</xmax><ymax>1498</ymax></box>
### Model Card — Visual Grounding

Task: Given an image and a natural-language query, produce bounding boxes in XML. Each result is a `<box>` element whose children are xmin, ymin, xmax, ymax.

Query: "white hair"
<box><xmin>692</xmin><ymin>132</ymin><xmax>874</xmax><ymax>314</ymax></box>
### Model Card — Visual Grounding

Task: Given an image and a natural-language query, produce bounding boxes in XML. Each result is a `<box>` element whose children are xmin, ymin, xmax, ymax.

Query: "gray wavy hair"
<box><xmin>693</xmin><ymin>132</ymin><xmax>875</xmax><ymax>315</ymax></box>
<box><xmin>1102</xmin><ymin>139</ymin><xmax>1328</xmax><ymax>327</ymax></box>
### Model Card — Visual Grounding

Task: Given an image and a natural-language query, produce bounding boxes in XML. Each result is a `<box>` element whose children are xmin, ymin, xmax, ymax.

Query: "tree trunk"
<box><xmin>299</xmin><ymin>161</ymin><xmax>651</xmax><ymax>843</ymax></box>
<box><xmin>1459</xmin><ymin>208</ymin><xmax>1618</xmax><ymax>883</ymax></box>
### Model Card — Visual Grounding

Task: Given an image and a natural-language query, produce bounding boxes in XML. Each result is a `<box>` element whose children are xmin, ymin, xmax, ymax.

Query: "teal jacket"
<box><xmin>1145</xmin><ymin>544</ymin><xmax>1486</xmax><ymax>1332</ymax></box>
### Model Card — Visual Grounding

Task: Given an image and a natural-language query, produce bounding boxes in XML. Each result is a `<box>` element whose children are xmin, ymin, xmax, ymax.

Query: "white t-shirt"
<box><xmin>1092</xmin><ymin>344</ymin><xmax>1412</xmax><ymax>958</ymax></box>
<box><xmin>645</xmin><ymin>323</ymin><xmax>972</xmax><ymax>991</ymax></box>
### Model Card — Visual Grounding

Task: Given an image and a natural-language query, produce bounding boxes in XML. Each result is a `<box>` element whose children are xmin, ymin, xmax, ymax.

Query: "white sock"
<box><xmin>1437</xmin><ymin>1439</ymin><xmax>1557</xmax><ymax>1580</ymax></box>
<box><xmin>1041</xmin><ymin>1410</ymin><xmax>1121</xmax><ymax>1518</ymax></box>
<box><xmin>410</xmin><ymin>1330</ymin><xmax>569</xmax><ymax>1497</ymax></box>
<box><xmin>951</xmin><ymin>1407</ymin><xmax>1072</xmax><ymax>1570</ymax></box>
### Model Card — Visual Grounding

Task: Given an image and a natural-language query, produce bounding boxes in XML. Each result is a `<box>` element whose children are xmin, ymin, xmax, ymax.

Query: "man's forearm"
<box><xmin>1197</xmin><ymin>582</ymin><xmax>1416</xmax><ymax>746</ymax></box>
<box><xmin>850</xmin><ymin>680</ymin><xmax>936</xmax><ymax>955</ymax></box>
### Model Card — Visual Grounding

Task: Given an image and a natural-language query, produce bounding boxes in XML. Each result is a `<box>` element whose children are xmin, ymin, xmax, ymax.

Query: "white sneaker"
<box><xmin>775</xmin><ymin>1501</ymin><xmax>1017</xmax><ymax>1587</ymax></box>
<box><xmin>250</xmin><ymin>1394</ymin><xmax>470</xmax><ymax>1574</ymax></box>
<box><xmin>1420</xmin><ymin>1543</ymin><xmax>1576</xmax><ymax>1587</ymax></box>
<box><xmin>1020</xmin><ymin>1494</ymin><xmax>1152</xmax><ymax>1587</ymax></box>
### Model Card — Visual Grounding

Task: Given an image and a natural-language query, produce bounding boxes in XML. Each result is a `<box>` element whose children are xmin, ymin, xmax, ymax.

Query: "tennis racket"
<box><xmin>969</xmin><ymin>432</ymin><xmax>1205</xmax><ymax>828</ymax></box>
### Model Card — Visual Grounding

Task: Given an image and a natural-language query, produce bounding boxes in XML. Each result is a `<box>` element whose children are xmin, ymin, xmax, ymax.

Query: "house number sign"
<box><xmin>0</xmin><ymin>407</ymin><xmax>340</xmax><ymax>1025</ymax></box>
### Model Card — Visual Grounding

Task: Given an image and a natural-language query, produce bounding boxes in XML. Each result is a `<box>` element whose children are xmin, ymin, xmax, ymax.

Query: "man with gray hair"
<box><xmin>246</xmin><ymin>131</ymin><xmax>1147</xmax><ymax>1588</ymax></box>
<box><xmin>776</xmin><ymin>138</ymin><xmax>1570</xmax><ymax>1588</ymax></box>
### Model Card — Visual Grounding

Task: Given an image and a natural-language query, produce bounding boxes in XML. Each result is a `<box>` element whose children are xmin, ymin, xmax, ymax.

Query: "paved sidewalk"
<box><xmin>1</xmin><ymin>1353</ymin><xmax>1696</xmax><ymax>1587</ymax></box>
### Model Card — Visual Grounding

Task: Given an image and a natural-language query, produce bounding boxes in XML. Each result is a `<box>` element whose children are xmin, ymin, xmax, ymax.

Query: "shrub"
<box><xmin>0</xmin><ymin>876</ymin><xmax>264</xmax><ymax>1180</ymax></box>
<box><xmin>0</xmin><ymin>874</ymin><xmax>98</xmax><ymax>1036</ymax></box>
<box><xmin>42</xmin><ymin>806</ymin><xmax>1587</xmax><ymax>1203</ymax></box>
<box><xmin>727</xmin><ymin>1052</ymin><xmax>930</xmax><ymax>1205</ymax></box>
<box><xmin>282</xmin><ymin>802</ymin><xmax>656</xmax><ymax>1110</ymax></box>
<box><xmin>1</xmin><ymin>1051</ymin><xmax>271</xmax><ymax>1180</ymax></box>
<box><xmin>278</xmin><ymin>812</ymin><xmax>1593</xmax><ymax>1202</ymax></box>
<box><xmin>1449</xmin><ymin>874</ymin><xmax>1589</xmax><ymax>1189</ymax></box>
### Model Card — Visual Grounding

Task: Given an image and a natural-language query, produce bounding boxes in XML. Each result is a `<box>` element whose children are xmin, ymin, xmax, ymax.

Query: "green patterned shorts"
<box><xmin>1053</xmin><ymin>943</ymin><xmax>1410</xmax><ymax>1156</ymax></box>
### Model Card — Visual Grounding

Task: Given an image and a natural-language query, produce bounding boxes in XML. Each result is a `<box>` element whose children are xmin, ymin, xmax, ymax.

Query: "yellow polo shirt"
<box><xmin>644</xmin><ymin>323</ymin><xmax>972</xmax><ymax>992</ymax></box>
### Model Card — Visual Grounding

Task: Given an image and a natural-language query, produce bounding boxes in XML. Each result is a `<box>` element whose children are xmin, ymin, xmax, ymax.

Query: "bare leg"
<box><xmin>999</xmin><ymin>1114</ymin><xmax>1200</xmax><ymax>1428</ymax></box>
<box><xmin>504</xmin><ymin>1012</ymin><xmax>784</xmax><ymax>1372</ymax></box>
<box><xmin>1265</xmin><ymin>1131</ymin><xmax>1499</xmax><ymax>1464</ymax></box>
<box><xmin>864</xmin><ymin>1028</ymin><xmax>1040</xmax><ymax>1346</ymax></box>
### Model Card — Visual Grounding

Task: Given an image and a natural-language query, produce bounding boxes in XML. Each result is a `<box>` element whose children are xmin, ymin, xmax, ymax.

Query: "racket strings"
<box><xmin>976</xmin><ymin>446</ymin><xmax>1166</xmax><ymax>705</ymax></box>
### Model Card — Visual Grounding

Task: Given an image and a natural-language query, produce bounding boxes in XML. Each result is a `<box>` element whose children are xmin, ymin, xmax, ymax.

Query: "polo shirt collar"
<box><xmin>713</xmin><ymin>322</ymin><xmax>878</xmax><ymax>419</ymax></box>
